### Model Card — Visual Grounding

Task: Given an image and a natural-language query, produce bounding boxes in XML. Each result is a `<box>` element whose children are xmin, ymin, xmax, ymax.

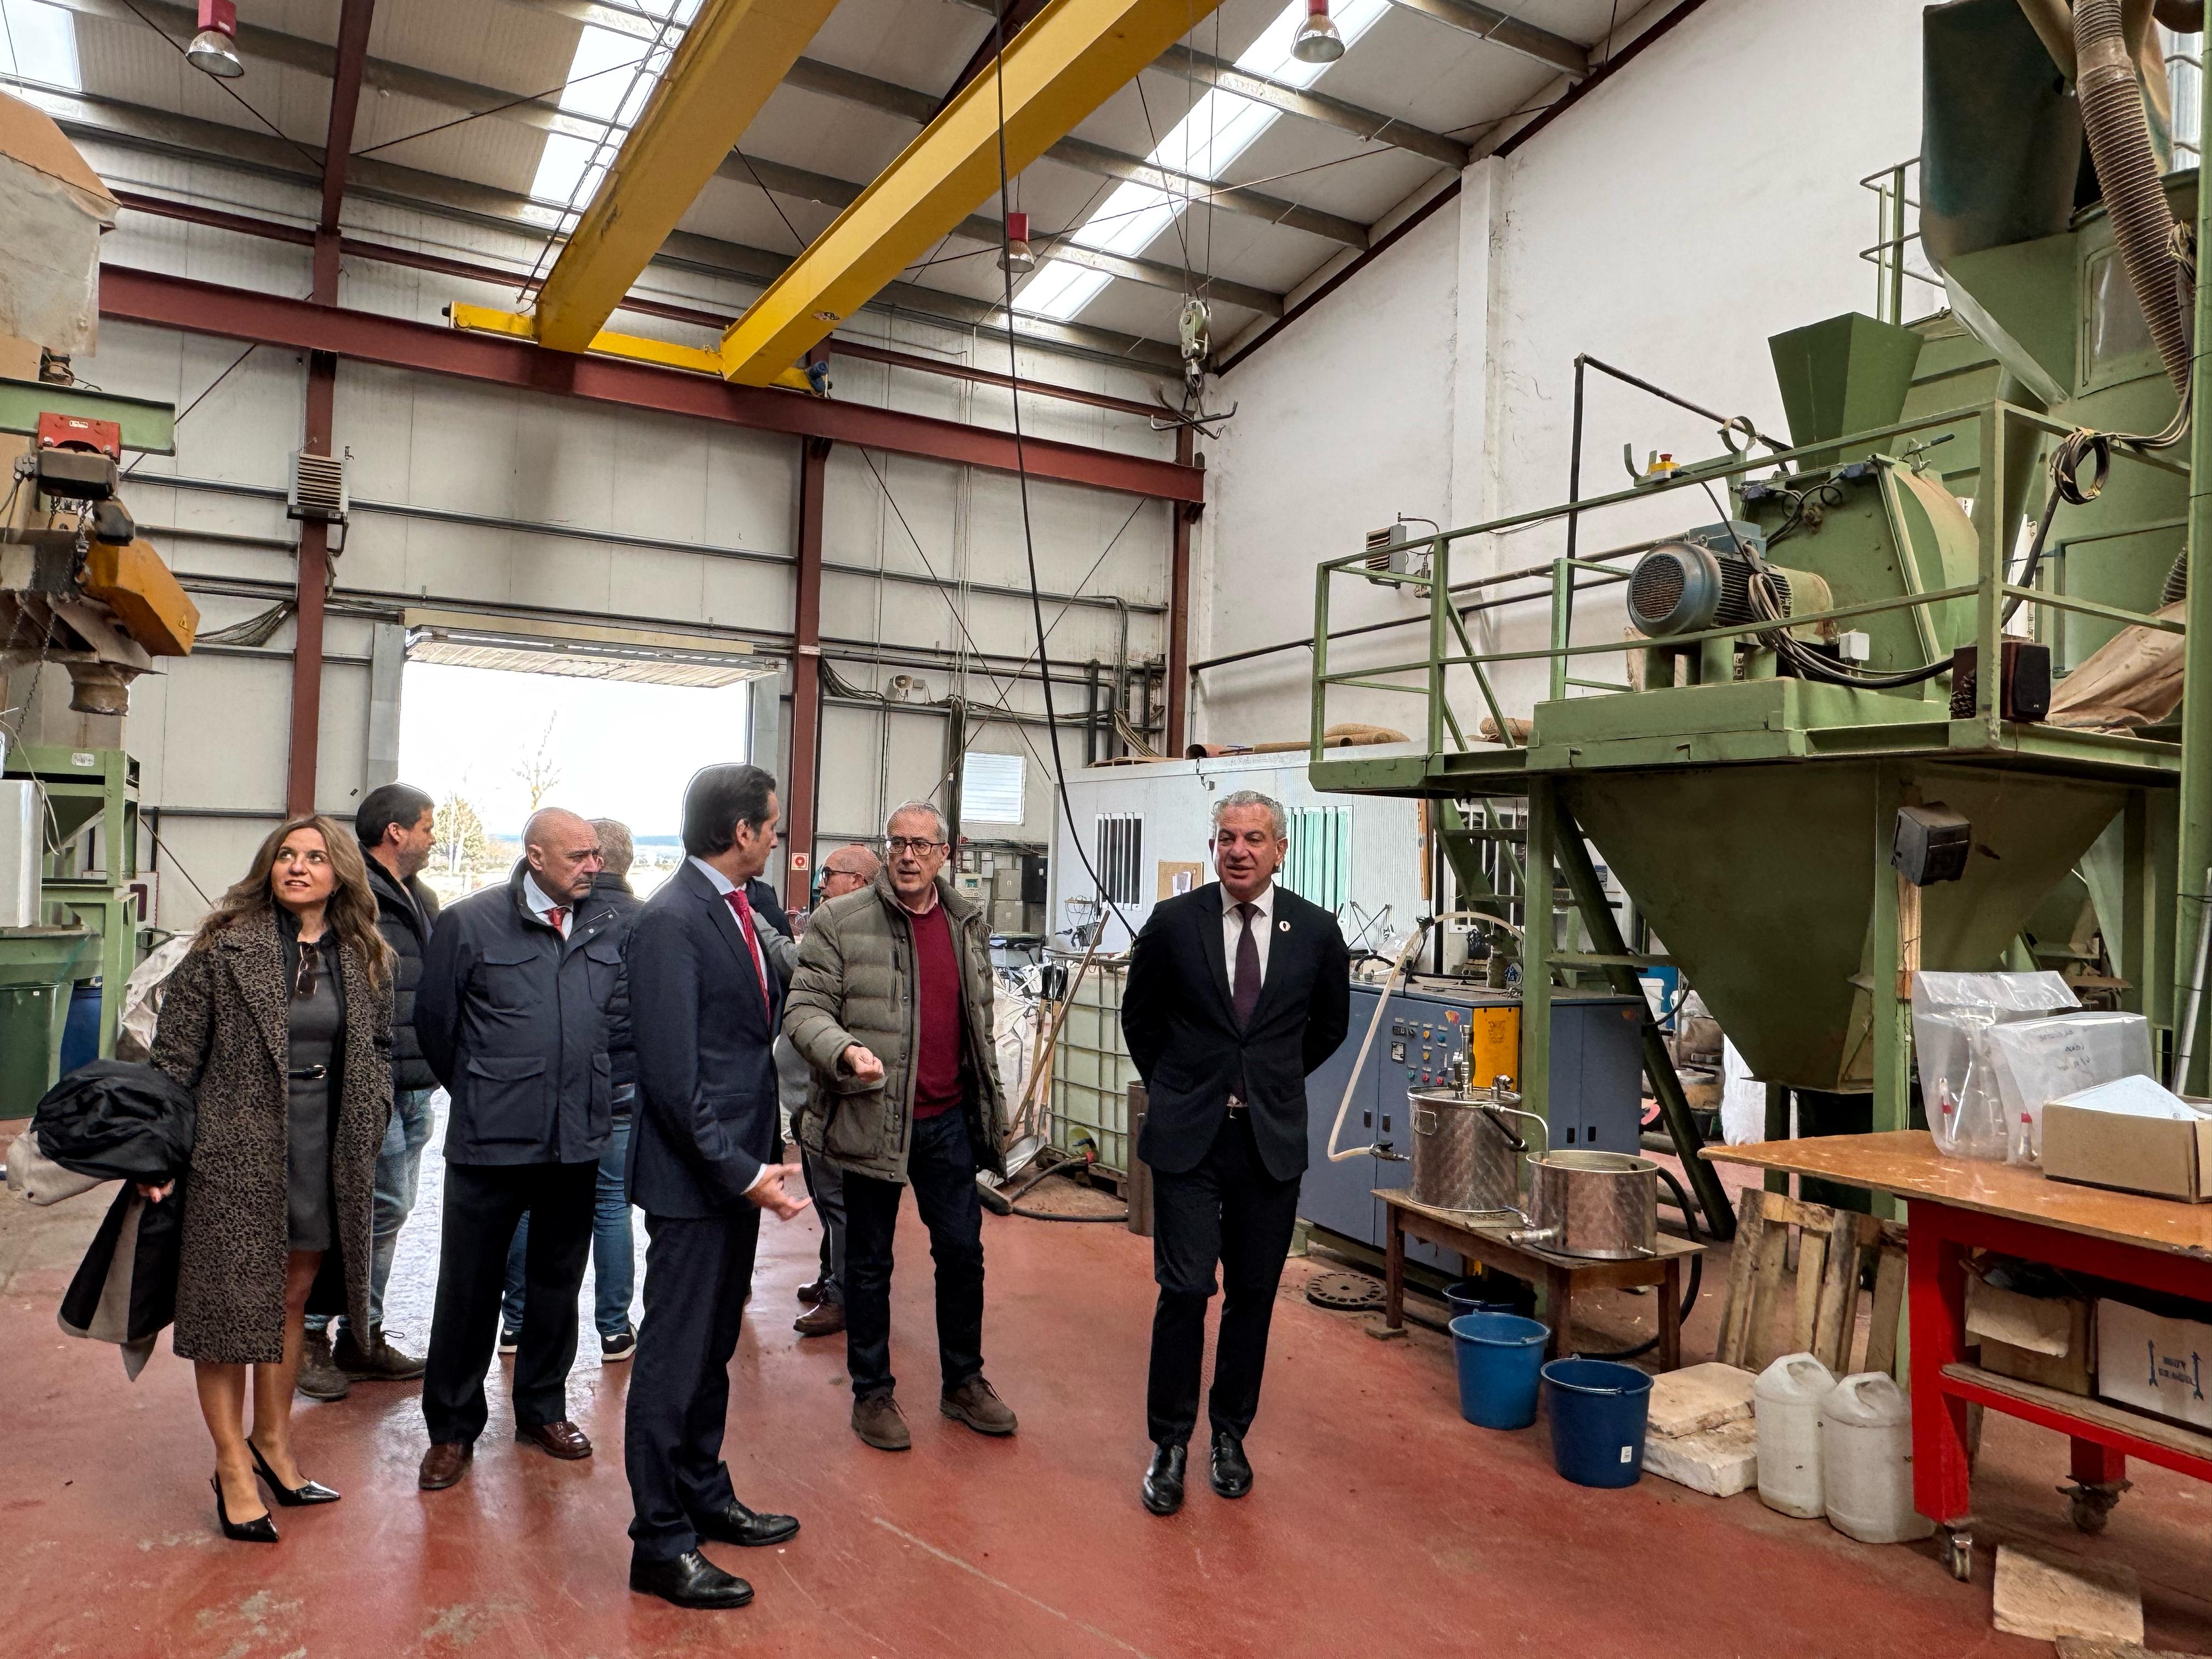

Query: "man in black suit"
<box><xmin>1120</xmin><ymin>789</ymin><xmax>1350</xmax><ymax>1516</ymax></box>
<box><xmin>622</xmin><ymin>763</ymin><xmax>810</xmax><ymax>1612</ymax></box>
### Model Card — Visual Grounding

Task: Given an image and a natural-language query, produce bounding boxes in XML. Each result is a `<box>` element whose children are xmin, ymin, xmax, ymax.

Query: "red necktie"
<box><xmin>724</xmin><ymin>888</ymin><xmax>772</xmax><ymax>1016</ymax></box>
<box><xmin>543</xmin><ymin>906</ymin><xmax>568</xmax><ymax>935</ymax></box>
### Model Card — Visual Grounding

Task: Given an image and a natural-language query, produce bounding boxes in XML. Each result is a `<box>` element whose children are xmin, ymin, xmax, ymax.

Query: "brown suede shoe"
<box><xmin>851</xmin><ymin>1392</ymin><xmax>911</xmax><ymax>1451</ymax></box>
<box><xmin>516</xmin><ymin>1420</ymin><xmax>593</xmax><ymax>1460</ymax></box>
<box><xmin>418</xmin><ymin>1442</ymin><xmax>472</xmax><ymax>1491</ymax></box>
<box><xmin>940</xmin><ymin>1376</ymin><xmax>1017</xmax><ymax>1437</ymax></box>
<box><xmin>334</xmin><ymin>1324</ymin><xmax>426</xmax><ymax>1382</ymax></box>
<box><xmin>297</xmin><ymin>1330</ymin><xmax>351</xmax><ymax>1402</ymax></box>
<box><xmin>793</xmin><ymin>1300</ymin><xmax>845</xmax><ymax>1338</ymax></box>
<box><xmin>795</xmin><ymin>1278</ymin><xmax>827</xmax><ymax>1306</ymax></box>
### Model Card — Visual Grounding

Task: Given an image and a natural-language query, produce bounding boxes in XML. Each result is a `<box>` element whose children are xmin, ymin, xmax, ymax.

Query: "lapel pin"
<box><xmin>1278</xmin><ymin>919</ymin><xmax>1290</xmax><ymax>933</ymax></box>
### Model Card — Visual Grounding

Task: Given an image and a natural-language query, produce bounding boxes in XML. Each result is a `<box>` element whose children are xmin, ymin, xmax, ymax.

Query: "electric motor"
<box><xmin>1627</xmin><ymin>541</ymin><xmax>1824</xmax><ymax>637</ymax></box>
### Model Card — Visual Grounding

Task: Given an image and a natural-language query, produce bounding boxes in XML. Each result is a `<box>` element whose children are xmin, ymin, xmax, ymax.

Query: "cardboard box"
<box><xmin>2096</xmin><ymin>1297</ymin><xmax>2212</xmax><ymax>1431</ymax></box>
<box><xmin>1970</xmin><ymin>1276</ymin><xmax>2095</xmax><ymax>1395</ymax></box>
<box><xmin>2042</xmin><ymin>1101</ymin><xmax>2212</xmax><ymax>1202</ymax></box>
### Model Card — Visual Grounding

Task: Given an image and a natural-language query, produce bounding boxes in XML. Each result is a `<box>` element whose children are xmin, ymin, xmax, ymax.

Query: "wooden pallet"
<box><xmin>1715</xmin><ymin>1187</ymin><xmax>1908</xmax><ymax>1376</ymax></box>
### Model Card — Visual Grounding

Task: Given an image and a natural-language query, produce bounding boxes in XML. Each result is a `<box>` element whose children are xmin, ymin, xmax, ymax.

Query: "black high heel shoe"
<box><xmin>212</xmin><ymin>1474</ymin><xmax>279</xmax><ymax>1543</ymax></box>
<box><xmin>247</xmin><ymin>1438</ymin><xmax>341</xmax><ymax>1506</ymax></box>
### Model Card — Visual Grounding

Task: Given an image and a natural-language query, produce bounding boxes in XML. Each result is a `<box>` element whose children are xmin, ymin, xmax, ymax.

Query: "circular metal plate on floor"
<box><xmin>1305</xmin><ymin>1270</ymin><xmax>1385</xmax><ymax>1311</ymax></box>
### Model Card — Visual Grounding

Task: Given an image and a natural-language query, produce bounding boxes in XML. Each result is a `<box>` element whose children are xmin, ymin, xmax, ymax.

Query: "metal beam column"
<box><xmin>784</xmin><ymin>431</ymin><xmax>829</xmax><ymax>902</ymax></box>
<box><xmin>287</xmin><ymin>0</ymin><xmax>374</xmax><ymax>818</ymax></box>
<box><xmin>1166</xmin><ymin>424</ymin><xmax>1194</xmax><ymax>752</ymax></box>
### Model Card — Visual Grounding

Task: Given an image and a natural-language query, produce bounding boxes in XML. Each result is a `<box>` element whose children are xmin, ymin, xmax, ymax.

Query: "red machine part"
<box><xmin>35</xmin><ymin>410</ymin><xmax>122</xmax><ymax>461</ymax></box>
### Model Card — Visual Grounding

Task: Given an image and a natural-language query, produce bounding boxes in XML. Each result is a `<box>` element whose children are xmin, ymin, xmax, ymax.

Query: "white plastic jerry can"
<box><xmin>1818</xmin><ymin>1371</ymin><xmax>1936</xmax><ymax>1543</ymax></box>
<box><xmin>1754</xmin><ymin>1352</ymin><xmax>1837</xmax><ymax>1519</ymax></box>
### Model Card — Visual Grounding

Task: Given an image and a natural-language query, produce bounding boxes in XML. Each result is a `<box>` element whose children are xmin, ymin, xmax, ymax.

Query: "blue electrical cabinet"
<box><xmin>1300</xmin><ymin>980</ymin><xmax>1646</xmax><ymax>1271</ymax></box>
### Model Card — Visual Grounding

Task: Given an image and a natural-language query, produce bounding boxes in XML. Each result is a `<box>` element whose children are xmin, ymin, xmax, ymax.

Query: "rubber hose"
<box><xmin>1008</xmin><ymin>1205</ymin><xmax>1129</xmax><ymax>1223</ymax></box>
<box><xmin>1568</xmin><ymin>1165</ymin><xmax>1704</xmax><ymax>1363</ymax></box>
<box><xmin>2075</xmin><ymin>0</ymin><xmax>2192</xmax><ymax>393</ymax></box>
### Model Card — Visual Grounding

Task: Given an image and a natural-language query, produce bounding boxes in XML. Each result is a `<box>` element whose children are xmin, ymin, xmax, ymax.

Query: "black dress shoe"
<box><xmin>694</xmin><ymin>1502</ymin><xmax>800</xmax><ymax>1548</ymax></box>
<box><xmin>246</xmin><ymin>1438</ymin><xmax>340</xmax><ymax>1506</ymax></box>
<box><xmin>211</xmin><ymin>1474</ymin><xmax>278</xmax><ymax>1543</ymax></box>
<box><xmin>630</xmin><ymin>1550</ymin><xmax>755</xmax><ymax>1610</ymax></box>
<box><xmin>1209</xmin><ymin>1429</ymin><xmax>1252</xmax><ymax>1499</ymax></box>
<box><xmin>1141</xmin><ymin>1443</ymin><xmax>1186</xmax><ymax>1516</ymax></box>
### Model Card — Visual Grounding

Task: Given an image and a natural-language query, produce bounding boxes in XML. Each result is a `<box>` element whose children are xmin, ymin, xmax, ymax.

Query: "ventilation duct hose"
<box><xmin>2074</xmin><ymin>0</ymin><xmax>2192</xmax><ymax>396</ymax></box>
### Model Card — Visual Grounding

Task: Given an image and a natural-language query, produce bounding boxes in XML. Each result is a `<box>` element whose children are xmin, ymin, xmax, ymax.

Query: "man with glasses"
<box><xmin>785</xmin><ymin>802</ymin><xmax>1017</xmax><ymax>1451</ymax></box>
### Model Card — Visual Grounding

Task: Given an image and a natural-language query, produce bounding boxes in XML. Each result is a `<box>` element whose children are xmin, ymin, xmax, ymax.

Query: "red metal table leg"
<box><xmin>1907</xmin><ymin>1201</ymin><xmax>1974</xmax><ymax>1576</ymax></box>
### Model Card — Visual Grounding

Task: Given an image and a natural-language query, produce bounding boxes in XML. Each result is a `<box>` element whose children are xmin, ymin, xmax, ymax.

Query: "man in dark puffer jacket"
<box><xmin>300</xmin><ymin>782</ymin><xmax>442</xmax><ymax>1398</ymax></box>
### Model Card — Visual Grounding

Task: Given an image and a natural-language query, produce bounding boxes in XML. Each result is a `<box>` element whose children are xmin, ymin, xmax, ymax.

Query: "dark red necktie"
<box><xmin>1232</xmin><ymin>902</ymin><xmax>1262</xmax><ymax>1028</ymax></box>
<box><xmin>724</xmin><ymin>888</ymin><xmax>772</xmax><ymax>1016</ymax></box>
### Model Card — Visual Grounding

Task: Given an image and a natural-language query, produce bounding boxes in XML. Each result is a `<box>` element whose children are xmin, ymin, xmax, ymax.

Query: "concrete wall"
<box><xmin>29</xmin><ymin>145</ymin><xmax>1177</xmax><ymax>929</ymax></box>
<box><xmin>1195</xmin><ymin>0</ymin><xmax>1931</xmax><ymax>740</ymax></box>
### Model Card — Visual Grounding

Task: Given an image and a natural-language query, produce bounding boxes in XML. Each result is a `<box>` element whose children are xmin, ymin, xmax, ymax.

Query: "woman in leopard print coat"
<box><xmin>149</xmin><ymin>815</ymin><xmax>393</xmax><ymax>1538</ymax></box>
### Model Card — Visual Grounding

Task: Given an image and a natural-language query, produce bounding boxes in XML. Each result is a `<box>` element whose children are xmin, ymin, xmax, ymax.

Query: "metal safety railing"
<box><xmin>1859</xmin><ymin>159</ymin><xmax>1947</xmax><ymax>326</ymax></box>
<box><xmin>1308</xmin><ymin>399</ymin><xmax>2190</xmax><ymax>768</ymax></box>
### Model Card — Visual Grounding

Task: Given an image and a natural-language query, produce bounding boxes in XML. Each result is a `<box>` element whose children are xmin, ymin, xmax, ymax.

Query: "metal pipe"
<box><xmin>2176</xmin><ymin>864</ymin><xmax>2212</xmax><ymax>1090</ymax></box>
<box><xmin>2177</xmin><ymin>130</ymin><xmax>2212</xmax><ymax>1091</ymax></box>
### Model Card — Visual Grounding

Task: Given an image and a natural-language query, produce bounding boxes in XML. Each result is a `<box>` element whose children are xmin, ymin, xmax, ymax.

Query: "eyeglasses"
<box><xmin>885</xmin><ymin>837</ymin><xmax>945</xmax><ymax>855</ymax></box>
<box><xmin>294</xmin><ymin>941</ymin><xmax>322</xmax><ymax>1001</ymax></box>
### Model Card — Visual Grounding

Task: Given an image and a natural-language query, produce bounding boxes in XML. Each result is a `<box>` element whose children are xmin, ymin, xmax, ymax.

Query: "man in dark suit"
<box><xmin>1120</xmin><ymin>789</ymin><xmax>1350</xmax><ymax>1517</ymax></box>
<box><xmin>414</xmin><ymin>808</ymin><xmax>625</xmax><ymax>1491</ymax></box>
<box><xmin>622</xmin><ymin>763</ymin><xmax>810</xmax><ymax>1612</ymax></box>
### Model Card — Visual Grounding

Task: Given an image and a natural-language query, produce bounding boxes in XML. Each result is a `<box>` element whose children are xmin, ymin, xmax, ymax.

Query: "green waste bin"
<box><xmin>0</xmin><ymin>928</ymin><xmax>92</xmax><ymax>1119</ymax></box>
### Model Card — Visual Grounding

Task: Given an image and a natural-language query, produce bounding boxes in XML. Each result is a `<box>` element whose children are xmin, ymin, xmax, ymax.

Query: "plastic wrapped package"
<box><xmin>0</xmin><ymin>95</ymin><xmax>120</xmax><ymax>356</ymax></box>
<box><xmin>1980</xmin><ymin>1011</ymin><xmax>2154</xmax><ymax>1166</ymax></box>
<box><xmin>1911</xmin><ymin>972</ymin><xmax>2081</xmax><ymax>1160</ymax></box>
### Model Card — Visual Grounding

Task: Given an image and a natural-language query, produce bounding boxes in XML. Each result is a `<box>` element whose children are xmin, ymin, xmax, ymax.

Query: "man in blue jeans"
<box><xmin>301</xmin><ymin>783</ymin><xmax>442</xmax><ymax>1399</ymax></box>
<box><xmin>500</xmin><ymin>819</ymin><xmax>644</xmax><ymax>1361</ymax></box>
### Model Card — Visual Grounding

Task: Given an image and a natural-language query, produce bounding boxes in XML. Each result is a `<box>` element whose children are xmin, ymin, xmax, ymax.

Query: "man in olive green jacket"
<box><xmin>783</xmin><ymin>800</ymin><xmax>1016</xmax><ymax>1452</ymax></box>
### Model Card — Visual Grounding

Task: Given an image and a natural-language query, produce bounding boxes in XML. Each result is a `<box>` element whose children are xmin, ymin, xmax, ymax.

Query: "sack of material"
<box><xmin>2045</xmin><ymin>601</ymin><xmax>2186</xmax><ymax>732</ymax></box>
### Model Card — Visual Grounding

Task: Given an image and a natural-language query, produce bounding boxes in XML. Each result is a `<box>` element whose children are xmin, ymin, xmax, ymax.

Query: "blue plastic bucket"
<box><xmin>1448</xmin><ymin>1312</ymin><xmax>1550</xmax><ymax>1430</ymax></box>
<box><xmin>1541</xmin><ymin>1358</ymin><xmax>1654</xmax><ymax>1487</ymax></box>
<box><xmin>58</xmin><ymin>981</ymin><xmax>101</xmax><ymax>1076</ymax></box>
<box><xmin>1443</xmin><ymin>1279</ymin><xmax>1519</xmax><ymax>1322</ymax></box>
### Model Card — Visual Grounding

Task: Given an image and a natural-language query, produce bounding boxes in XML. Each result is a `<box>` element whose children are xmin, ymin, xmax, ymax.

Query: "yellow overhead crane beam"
<box><xmin>528</xmin><ymin>0</ymin><xmax>842</xmax><ymax>353</ymax></box>
<box><xmin>716</xmin><ymin>0</ymin><xmax>1226</xmax><ymax>386</ymax></box>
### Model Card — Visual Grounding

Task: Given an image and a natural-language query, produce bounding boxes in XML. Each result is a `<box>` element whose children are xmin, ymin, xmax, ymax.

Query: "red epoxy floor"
<box><xmin>4</xmin><ymin>1116</ymin><xmax>2210</xmax><ymax>1658</ymax></box>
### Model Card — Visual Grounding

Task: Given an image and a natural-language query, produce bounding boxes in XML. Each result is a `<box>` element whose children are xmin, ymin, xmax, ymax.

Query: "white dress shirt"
<box><xmin>522</xmin><ymin>872</ymin><xmax>572</xmax><ymax>937</ymax></box>
<box><xmin>689</xmin><ymin>855</ymin><xmax>780</xmax><ymax>1198</ymax></box>
<box><xmin>1222</xmin><ymin>880</ymin><xmax>1277</xmax><ymax>997</ymax></box>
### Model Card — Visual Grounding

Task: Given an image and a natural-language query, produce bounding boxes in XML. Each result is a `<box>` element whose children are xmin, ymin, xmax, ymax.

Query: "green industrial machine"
<box><xmin>0</xmin><ymin>744</ymin><xmax>142</xmax><ymax>1113</ymax></box>
<box><xmin>1305</xmin><ymin>0</ymin><xmax>2208</xmax><ymax>1232</ymax></box>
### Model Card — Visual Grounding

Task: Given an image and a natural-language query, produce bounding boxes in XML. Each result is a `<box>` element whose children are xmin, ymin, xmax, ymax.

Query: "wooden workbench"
<box><xmin>1706</xmin><ymin>1132</ymin><xmax>2212</xmax><ymax>1581</ymax></box>
<box><xmin>1376</xmin><ymin>1187</ymin><xmax>1705</xmax><ymax>1369</ymax></box>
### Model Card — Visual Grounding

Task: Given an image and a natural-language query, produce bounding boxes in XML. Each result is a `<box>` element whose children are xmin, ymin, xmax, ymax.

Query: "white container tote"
<box><xmin>1754</xmin><ymin>1352</ymin><xmax>1836</xmax><ymax>1518</ymax></box>
<box><xmin>1818</xmin><ymin>1372</ymin><xmax>1935</xmax><ymax>1543</ymax></box>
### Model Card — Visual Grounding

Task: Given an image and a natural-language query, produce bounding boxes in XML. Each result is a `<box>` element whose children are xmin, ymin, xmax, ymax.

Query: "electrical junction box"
<box><xmin>1893</xmin><ymin>804</ymin><xmax>1971</xmax><ymax>886</ymax></box>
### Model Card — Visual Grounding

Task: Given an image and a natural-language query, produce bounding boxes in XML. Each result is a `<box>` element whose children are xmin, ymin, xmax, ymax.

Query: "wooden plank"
<box><xmin>1748</xmin><ymin>1211</ymin><xmax>1791</xmax><ymax>1369</ymax></box>
<box><xmin>1706</xmin><ymin>1132</ymin><xmax>2212</xmax><ymax>1259</ymax></box>
<box><xmin>1942</xmin><ymin>1363</ymin><xmax>2212</xmax><ymax>1466</ymax></box>
<box><xmin>1865</xmin><ymin>1245</ymin><xmax>1906</xmax><ymax>1376</ymax></box>
<box><xmin>1717</xmin><ymin>1186</ymin><xmax>1767</xmax><ymax>1368</ymax></box>
<box><xmin>1792</xmin><ymin>1229</ymin><xmax>1829</xmax><ymax>1356</ymax></box>
<box><xmin>1812</xmin><ymin>1209</ymin><xmax>1863</xmax><ymax>1371</ymax></box>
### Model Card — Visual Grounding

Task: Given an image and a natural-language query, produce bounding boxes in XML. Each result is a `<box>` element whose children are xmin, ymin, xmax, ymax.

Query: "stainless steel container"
<box><xmin>1407</xmin><ymin>1077</ymin><xmax>1546</xmax><ymax>1215</ymax></box>
<box><xmin>1509</xmin><ymin>1150</ymin><xmax>1659</xmax><ymax>1259</ymax></box>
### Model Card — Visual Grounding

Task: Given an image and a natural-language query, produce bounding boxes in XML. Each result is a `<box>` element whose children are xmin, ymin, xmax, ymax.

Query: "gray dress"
<box><xmin>285</xmin><ymin>937</ymin><xmax>342</xmax><ymax>1252</ymax></box>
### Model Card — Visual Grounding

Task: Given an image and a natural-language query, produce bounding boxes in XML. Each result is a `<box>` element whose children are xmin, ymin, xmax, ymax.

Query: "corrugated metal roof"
<box><xmin>40</xmin><ymin>0</ymin><xmax>1614</xmax><ymax>349</ymax></box>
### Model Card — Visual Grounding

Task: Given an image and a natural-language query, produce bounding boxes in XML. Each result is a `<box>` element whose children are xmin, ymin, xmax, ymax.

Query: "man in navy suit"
<box><xmin>1120</xmin><ymin>789</ymin><xmax>1350</xmax><ymax>1517</ymax></box>
<box><xmin>622</xmin><ymin>763</ymin><xmax>810</xmax><ymax>1611</ymax></box>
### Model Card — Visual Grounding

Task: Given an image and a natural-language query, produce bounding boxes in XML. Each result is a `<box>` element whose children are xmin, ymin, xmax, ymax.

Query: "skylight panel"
<box><xmin>0</xmin><ymin>0</ymin><xmax>82</xmax><ymax>92</ymax></box>
<box><xmin>1020</xmin><ymin>0</ymin><xmax>1389</xmax><ymax>321</ymax></box>
<box><xmin>527</xmin><ymin>3</ymin><xmax>701</xmax><ymax>211</ymax></box>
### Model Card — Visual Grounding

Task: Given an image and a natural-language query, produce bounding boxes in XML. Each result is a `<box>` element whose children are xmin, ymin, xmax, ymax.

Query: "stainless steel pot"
<box><xmin>1407</xmin><ymin>1078</ymin><xmax>1547</xmax><ymax>1215</ymax></box>
<box><xmin>1507</xmin><ymin>1150</ymin><xmax>1659</xmax><ymax>1259</ymax></box>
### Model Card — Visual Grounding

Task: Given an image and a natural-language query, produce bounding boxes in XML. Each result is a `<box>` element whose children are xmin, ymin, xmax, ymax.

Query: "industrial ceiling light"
<box><xmin>187</xmin><ymin>0</ymin><xmax>244</xmax><ymax>78</ymax></box>
<box><xmin>1291</xmin><ymin>0</ymin><xmax>1345</xmax><ymax>64</ymax></box>
<box><xmin>998</xmin><ymin>210</ymin><xmax>1036</xmax><ymax>277</ymax></box>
